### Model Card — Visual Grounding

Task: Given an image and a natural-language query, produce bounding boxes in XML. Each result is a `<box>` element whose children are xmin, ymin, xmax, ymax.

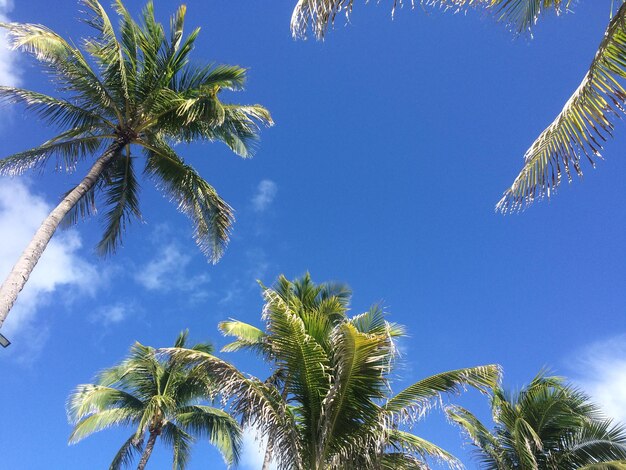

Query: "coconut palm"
<box><xmin>165</xmin><ymin>274</ymin><xmax>501</xmax><ymax>469</ymax></box>
<box><xmin>447</xmin><ymin>372</ymin><xmax>626</xmax><ymax>469</ymax></box>
<box><xmin>0</xmin><ymin>0</ymin><xmax>272</xmax><ymax>331</ymax></box>
<box><xmin>67</xmin><ymin>331</ymin><xmax>241</xmax><ymax>470</ymax></box>
<box><xmin>291</xmin><ymin>0</ymin><xmax>626</xmax><ymax>212</ymax></box>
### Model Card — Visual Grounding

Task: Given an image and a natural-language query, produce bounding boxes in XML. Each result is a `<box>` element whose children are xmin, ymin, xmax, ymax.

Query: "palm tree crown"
<box><xmin>67</xmin><ymin>331</ymin><xmax>241</xmax><ymax>470</ymax></box>
<box><xmin>0</xmin><ymin>0</ymin><xmax>272</xmax><ymax>332</ymax></box>
<box><xmin>447</xmin><ymin>372</ymin><xmax>626</xmax><ymax>469</ymax></box>
<box><xmin>165</xmin><ymin>274</ymin><xmax>501</xmax><ymax>469</ymax></box>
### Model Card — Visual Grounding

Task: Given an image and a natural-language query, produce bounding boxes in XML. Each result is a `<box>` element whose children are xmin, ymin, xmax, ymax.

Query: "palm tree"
<box><xmin>291</xmin><ymin>0</ymin><xmax>626</xmax><ymax>212</ymax></box>
<box><xmin>67</xmin><ymin>331</ymin><xmax>241</xmax><ymax>470</ymax></box>
<box><xmin>165</xmin><ymin>274</ymin><xmax>501</xmax><ymax>469</ymax></box>
<box><xmin>447</xmin><ymin>372</ymin><xmax>626</xmax><ymax>469</ymax></box>
<box><xmin>0</xmin><ymin>0</ymin><xmax>272</xmax><ymax>331</ymax></box>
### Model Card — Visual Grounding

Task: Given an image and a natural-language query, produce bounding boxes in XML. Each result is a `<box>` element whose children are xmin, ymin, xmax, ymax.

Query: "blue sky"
<box><xmin>1</xmin><ymin>0</ymin><xmax>626</xmax><ymax>468</ymax></box>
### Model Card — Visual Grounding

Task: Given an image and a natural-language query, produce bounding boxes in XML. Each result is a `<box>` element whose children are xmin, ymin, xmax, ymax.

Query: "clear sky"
<box><xmin>1</xmin><ymin>0</ymin><xmax>626</xmax><ymax>468</ymax></box>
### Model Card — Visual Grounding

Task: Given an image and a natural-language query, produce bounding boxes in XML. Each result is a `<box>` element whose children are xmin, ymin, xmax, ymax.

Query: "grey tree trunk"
<box><xmin>136</xmin><ymin>431</ymin><xmax>158</xmax><ymax>470</ymax></box>
<box><xmin>0</xmin><ymin>140</ymin><xmax>124</xmax><ymax>331</ymax></box>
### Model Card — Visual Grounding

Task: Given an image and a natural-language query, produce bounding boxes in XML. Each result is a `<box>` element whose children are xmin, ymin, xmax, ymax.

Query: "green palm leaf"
<box><xmin>96</xmin><ymin>150</ymin><xmax>142</xmax><ymax>256</ymax></box>
<box><xmin>141</xmin><ymin>138</ymin><xmax>233</xmax><ymax>262</ymax></box>
<box><xmin>160</xmin><ymin>423</ymin><xmax>193</xmax><ymax>470</ymax></box>
<box><xmin>385</xmin><ymin>365</ymin><xmax>501</xmax><ymax>420</ymax></box>
<box><xmin>175</xmin><ymin>405</ymin><xmax>242</xmax><ymax>466</ymax></box>
<box><xmin>497</xmin><ymin>1</ymin><xmax>626</xmax><ymax>212</ymax></box>
<box><xmin>109</xmin><ymin>433</ymin><xmax>144</xmax><ymax>470</ymax></box>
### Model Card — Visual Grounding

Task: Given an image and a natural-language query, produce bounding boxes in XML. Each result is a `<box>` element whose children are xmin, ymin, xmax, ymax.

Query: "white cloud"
<box><xmin>0</xmin><ymin>179</ymin><xmax>100</xmax><ymax>360</ymax></box>
<box><xmin>92</xmin><ymin>303</ymin><xmax>130</xmax><ymax>326</ymax></box>
<box><xmin>572</xmin><ymin>334</ymin><xmax>626</xmax><ymax>423</ymax></box>
<box><xmin>135</xmin><ymin>242</ymin><xmax>210</xmax><ymax>294</ymax></box>
<box><xmin>239</xmin><ymin>427</ymin><xmax>277</xmax><ymax>470</ymax></box>
<box><xmin>0</xmin><ymin>0</ymin><xmax>21</xmax><ymax>88</ymax></box>
<box><xmin>252</xmin><ymin>180</ymin><xmax>277</xmax><ymax>212</ymax></box>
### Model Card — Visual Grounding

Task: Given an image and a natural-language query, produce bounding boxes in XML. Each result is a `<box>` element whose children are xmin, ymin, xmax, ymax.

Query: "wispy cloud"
<box><xmin>91</xmin><ymin>303</ymin><xmax>132</xmax><ymax>326</ymax></box>
<box><xmin>0</xmin><ymin>179</ymin><xmax>100</xmax><ymax>361</ymax></box>
<box><xmin>571</xmin><ymin>334</ymin><xmax>626</xmax><ymax>422</ymax></box>
<box><xmin>239</xmin><ymin>427</ymin><xmax>277</xmax><ymax>470</ymax></box>
<box><xmin>252</xmin><ymin>179</ymin><xmax>277</xmax><ymax>212</ymax></box>
<box><xmin>0</xmin><ymin>0</ymin><xmax>21</xmax><ymax>88</ymax></box>
<box><xmin>134</xmin><ymin>242</ymin><xmax>210</xmax><ymax>296</ymax></box>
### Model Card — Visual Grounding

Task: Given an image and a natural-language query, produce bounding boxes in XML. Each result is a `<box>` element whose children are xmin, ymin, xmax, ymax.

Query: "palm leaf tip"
<box><xmin>497</xmin><ymin>1</ymin><xmax>626</xmax><ymax>213</ymax></box>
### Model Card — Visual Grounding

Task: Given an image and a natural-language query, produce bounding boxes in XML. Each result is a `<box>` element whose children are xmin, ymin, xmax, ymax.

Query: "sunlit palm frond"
<box><xmin>172</xmin><ymin>64</ymin><xmax>248</xmax><ymax>93</ymax></box>
<box><xmin>578</xmin><ymin>462</ymin><xmax>626</xmax><ymax>470</ymax></box>
<box><xmin>291</xmin><ymin>0</ymin><xmax>570</xmax><ymax>39</ymax></box>
<box><xmin>81</xmin><ymin>0</ymin><xmax>130</xmax><ymax>105</ymax></box>
<box><xmin>0</xmin><ymin>21</ymin><xmax>122</xmax><ymax>119</ymax></box>
<box><xmin>219</xmin><ymin>319</ymin><xmax>267</xmax><ymax>353</ymax></box>
<box><xmin>319</xmin><ymin>322</ymin><xmax>389</xmax><ymax>461</ymax></box>
<box><xmin>385</xmin><ymin>365</ymin><xmax>501</xmax><ymax>421</ymax></box>
<box><xmin>0</xmin><ymin>133</ymin><xmax>106</xmax><ymax>176</ymax></box>
<box><xmin>388</xmin><ymin>429</ymin><xmax>462</xmax><ymax>469</ymax></box>
<box><xmin>446</xmin><ymin>404</ymin><xmax>502</xmax><ymax>467</ymax></box>
<box><xmin>497</xmin><ymin>1</ymin><xmax>626</xmax><ymax>212</ymax></box>
<box><xmin>69</xmin><ymin>407</ymin><xmax>142</xmax><ymax>444</ymax></box>
<box><xmin>488</xmin><ymin>0</ymin><xmax>571</xmax><ymax>34</ymax></box>
<box><xmin>379</xmin><ymin>451</ymin><xmax>427</xmax><ymax>469</ymax></box>
<box><xmin>141</xmin><ymin>138</ymin><xmax>233</xmax><ymax>262</ymax></box>
<box><xmin>0</xmin><ymin>86</ymin><xmax>114</xmax><ymax>130</ymax></box>
<box><xmin>67</xmin><ymin>384</ymin><xmax>144</xmax><ymax>423</ymax></box>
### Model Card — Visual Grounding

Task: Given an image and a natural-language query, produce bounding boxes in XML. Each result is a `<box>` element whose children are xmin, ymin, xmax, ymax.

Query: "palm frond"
<box><xmin>96</xmin><ymin>149</ymin><xmax>142</xmax><ymax>256</ymax></box>
<box><xmin>0</xmin><ymin>133</ymin><xmax>106</xmax><ymax>176</ymax></box>
<box><xmin>0</xmin><ymin>21</ymin><xmax>122</xmax><ymax>119</ymax></box>
<box><xmin>81</xmin><ymin>0</ymin><xmax>130</xmax><ymax>106</ymax></box>
<box><xmin>385</xmin><ymin>365</ymin><xmax>501</xmax><ymax>421</ymax></box>
<box><xmin>488</xmin><ymin>0</ymin><xmax>572</xmax><ymax>34</ymax></box>
<box><xmin>389</xmin><ymin>429</ymin><xmax>462</xmax><ymax>469</ymax></box>
<box><xmin>578</xmin><ymin>462</ymin><xmax>626</xmax><ymax>470</ymax></box>
<box><xmin>320</xmin><ymin>322</ymin><xmax>389</xmax><ymax>460</ymax></box>
<box><xmin>379</xmin><ymin>452</ymin><xmax>427</xmax><ymax>469</ymax></box>
<box><xmin>218</xmin><ymin>319</ymin><xmax>267</xmax><ymax>353</ymax></box>
<box><xmin>290</xmin><ymin>0</ymin><xmax>571</xmax><ymax>39</ymax></box>
<box><xmin>446</xmin><ymin>404</ymin><xmax>502</xmax><ymax>465</ymax></box>
<box><xmin>109</xmin><ymin>433</ymin><xmax>144</xmax><ymax>470</ymax></box>
<box><xmin>497</xmin><ymin>1</ymin><xmax>626</xmax><ymax>212</ymax></box>
<box><xmin>60</xmin><ymin>181</ymin><xmax>99</xmax><ymax>229</ymax></box>
<box><xmin>175</xmin><ymin>405</ymin><xmax>242</xmax><ymax>466</ymax></box>
<box><xmin>67</xmin><ymin>384</ymin><xmax>144</xmax><ymax>423</ymax></box>
<box><xmin>141</xmin><ymin>138</ymin><xmax>233</xmax><ymax>262</ymax></box>
<box><xmin>69</xmin><ymin>407</ymin><xmax>141</xmax><ymax>444</ymax></box>
<box><xmin>0</xmin><ymin>86</ymin><xmax>114</xmax><ymax>130</ymax></box>
<box><xmin>160</xmin><ymin>422</ymin><xmax>193</xmax><ymax>470</ymax></box>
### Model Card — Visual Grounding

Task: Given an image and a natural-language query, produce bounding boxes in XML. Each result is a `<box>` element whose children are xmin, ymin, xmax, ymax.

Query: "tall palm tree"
<box><xmin>67</xmin><ymin>331</ymin><xmax>241</xmax><ymax>470</ymax></box>
<box><xmin>165</xmin><ymin>274</ymin><xmax>501</xmax><ymax>469</ymax></box>
<box><xmin>447</xmin><ymin>372</ymin><xmax>626</xmax><ymax>469</ymax></box>
<box><xmin>0</xmin><ymin>0</ymin><xmax>272</xmax><ymax>331</ymax></box>
<box><xmin>291</xmin><ymin>0</ymin><xmax>626</xmax><ymax>212</ymax></box>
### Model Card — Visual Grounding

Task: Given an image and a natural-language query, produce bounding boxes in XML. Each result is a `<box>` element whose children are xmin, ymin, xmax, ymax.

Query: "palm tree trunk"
<box><xmin>0</xmin><ymin>139</ymin><xmax>125</xmax><ymax>331</ymax></box>
<box><xmin>136</xmin><ymin>431</ymin><xmax>158</xmax><ymax>470</ymax></box>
